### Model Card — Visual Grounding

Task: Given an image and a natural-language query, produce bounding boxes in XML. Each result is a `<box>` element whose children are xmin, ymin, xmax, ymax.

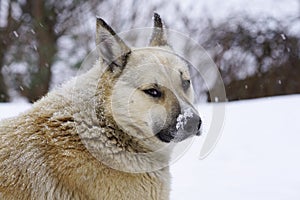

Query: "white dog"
<box><xmin>0</xmin><ymin>13</ymin><xmax>201</xmax><ymax>200</ymax></box>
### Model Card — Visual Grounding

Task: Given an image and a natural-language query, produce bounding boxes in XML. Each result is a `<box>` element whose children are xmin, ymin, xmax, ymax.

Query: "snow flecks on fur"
<box><xmin>175</xmin><ymin>108</ymin><xmax>193</xmax><ymax>130</ymax></box>
<box><xmin>171</xmin><ymin>108</ymin><xmax>195</xmax><ymax>143</ymax></box>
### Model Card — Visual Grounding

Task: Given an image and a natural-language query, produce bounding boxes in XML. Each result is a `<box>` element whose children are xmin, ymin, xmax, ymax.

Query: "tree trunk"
<box><xmin>0</xmin><ymin>2</ymin><xmax>16</xmax><ymax>102</ymax></box>
<box><xmin>21</xmin><ymin>0</ymin><xmax>57</xmax><ymax>103</ymax></box>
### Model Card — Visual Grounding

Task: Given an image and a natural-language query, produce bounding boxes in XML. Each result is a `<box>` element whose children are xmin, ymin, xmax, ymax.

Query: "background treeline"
<box><xmin>0</xmin><ymin>0</ymin><xmax>299</xmax><ymax>102</ymax></box>
<box><xmin>202</xmin><ymin>16</ymin><xmax>300</xmax><ymax>101</ymax></box>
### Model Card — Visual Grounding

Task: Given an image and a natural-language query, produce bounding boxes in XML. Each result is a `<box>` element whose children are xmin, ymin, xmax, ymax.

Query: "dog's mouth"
<box><xmin>156</xmin><ymin>131</ymin><xmax>174</xmax><ymax>143</ymax></box>
<box><xmin>156</xmin><ymin>129</ymin><xmax>175</xmax><ymax>143</ymax></box>
<box><xmin>156</xmin><ymin>126</ymin><xmax>202</xmax><ymax>143</ymax></box>
<box><xmin>155</xmin><ymin>110</ymin><xmax>202</xmax><ymax>143</ymax></box>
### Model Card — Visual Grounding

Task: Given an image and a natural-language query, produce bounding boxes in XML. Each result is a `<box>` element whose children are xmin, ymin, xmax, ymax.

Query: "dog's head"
<box><xmin>96</xmin><ymin>14</ymin><xmax>201</xmax><ymax>148</ymax></box>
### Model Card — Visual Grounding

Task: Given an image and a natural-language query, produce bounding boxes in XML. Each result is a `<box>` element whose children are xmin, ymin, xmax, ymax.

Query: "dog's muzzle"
<box><xmin>156</xmin><ymin>110</ymin><xmax>202</xmax><ymax>143</ymax></box>
<box><xmin>172</xmin><ymin>113</ymin><xmax>202</xmax><ymax>142</ymax></box>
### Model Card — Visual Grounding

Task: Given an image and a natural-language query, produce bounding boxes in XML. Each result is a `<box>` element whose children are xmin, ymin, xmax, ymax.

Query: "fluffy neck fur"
<box><xmin>0</xmin><ymin>59</ymin><xmax>171</xmax><ymax>200</ymax></box>
<box><xmin>32</xmin><ymin>61</ymin><xmax>171</xmax><ymax>173</ymax></box>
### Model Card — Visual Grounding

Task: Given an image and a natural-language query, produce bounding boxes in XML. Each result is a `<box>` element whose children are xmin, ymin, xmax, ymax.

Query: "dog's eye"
<box><xmin>182</xmin><ymin>80</ymin><xmax>191</xmax><ymax>91</ymax></box>
<box><xmin>143</xmin><ymin>88</ymin><xmax>162</xmax><ymax>98</ymax></box>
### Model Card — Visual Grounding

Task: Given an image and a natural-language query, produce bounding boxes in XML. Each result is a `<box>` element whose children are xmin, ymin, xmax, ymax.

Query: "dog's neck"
<box><xmin>66</xmin><ymin>67</ymin><xmax>170</xmax><ymax>172</ymax></box>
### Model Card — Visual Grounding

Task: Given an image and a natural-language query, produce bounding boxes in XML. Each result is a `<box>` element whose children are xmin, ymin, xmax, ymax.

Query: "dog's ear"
<box><xmin>149</xmin><ymin>13</ymin><xmax>168</xmax><ymax>47</ymax></box>
<box><xmin>96</xmin><ymin>18</ymin><xmax>131</xmax><ymax>70</ymax></box>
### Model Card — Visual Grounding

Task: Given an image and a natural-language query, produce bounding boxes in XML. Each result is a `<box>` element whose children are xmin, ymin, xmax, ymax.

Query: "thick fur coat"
<box><xmin>0</xmin><ymin>14</ymin><xmax>201</xmax><ymax>200</ymax></box>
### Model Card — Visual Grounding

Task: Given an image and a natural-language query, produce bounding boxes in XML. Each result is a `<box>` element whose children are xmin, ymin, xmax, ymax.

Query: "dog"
<box><xmin>0</xmin><ymin>13</ymin><xmax>201</xmax><ymax>200</ymax></box>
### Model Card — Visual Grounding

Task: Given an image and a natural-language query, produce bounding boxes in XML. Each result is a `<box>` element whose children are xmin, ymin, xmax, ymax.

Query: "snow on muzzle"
<box><xmin>172</xmin><ymin>108</ymin><xmax>202</xmax><ymax>142</ymax></box>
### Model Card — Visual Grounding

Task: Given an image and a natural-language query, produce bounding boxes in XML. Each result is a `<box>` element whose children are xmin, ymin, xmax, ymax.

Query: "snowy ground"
<box><xmin>171</xmin><ymin>95</ymin><xmax>300</xmax><ymax>200</ymax></box>
<box><xmin>0</xmin><ymin>103</ymin><xmax>31</xmax><ymax>119</ymax></box>
<box><xmin>0</xmin><ymin>95</ymin><xmax>300</xmax><ymax>199</ymax></box>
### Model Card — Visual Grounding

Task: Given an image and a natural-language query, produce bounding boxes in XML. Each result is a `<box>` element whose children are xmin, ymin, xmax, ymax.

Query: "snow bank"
<box><xmin>171</xmin><ymin>95</ymin><xmax>300</xmax><ymax>200</ymax></box>
<box><xmin>0</xmin><ymin>103</ymin><xmax>31</xmax><ymax>120</ymax></box>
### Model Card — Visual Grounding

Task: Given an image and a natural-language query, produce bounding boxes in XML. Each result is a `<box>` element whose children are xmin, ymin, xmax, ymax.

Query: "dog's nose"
<box><xmin>196</xmin><ymin>117</ymin><xmax>202</xmax><ymax>136</ymax></box>
<box><xmin>184</xmin><ymin>114</ymin><xmax>202</xmax><ymax>136</ymax></box>
<box><xmin>196</xmin><ymin>117</ymin><xmax>202</xmax><ymax>135</ymax></box>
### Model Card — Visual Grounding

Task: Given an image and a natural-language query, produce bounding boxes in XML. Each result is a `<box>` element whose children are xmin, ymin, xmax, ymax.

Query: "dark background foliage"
<box><xmin>0</xmin><ymin>0</ymin><xmax>299</xmax><ymax>103</ymax></box>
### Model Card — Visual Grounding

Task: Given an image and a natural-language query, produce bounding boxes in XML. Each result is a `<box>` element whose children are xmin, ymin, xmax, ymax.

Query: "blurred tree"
<box><xmin>0</xmin><ymin>0</ymin><xmax>99</xmax><ymax>102</ymax></box>
<box><xmin>0</xmin><ymin>0</ymin><xmax>166</xmax><ymax>102</ymax></box>
<box><xmin>202</xmin><ymin>16</ymin><xmax>300</xmax><ymax>101</ymax></box>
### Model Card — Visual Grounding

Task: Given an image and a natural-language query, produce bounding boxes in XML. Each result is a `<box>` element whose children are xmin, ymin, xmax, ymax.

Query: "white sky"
<box><xmin>179</xmin><ymin>0</ymin><xmax>299</xmax><ymax>21</ymax></box>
